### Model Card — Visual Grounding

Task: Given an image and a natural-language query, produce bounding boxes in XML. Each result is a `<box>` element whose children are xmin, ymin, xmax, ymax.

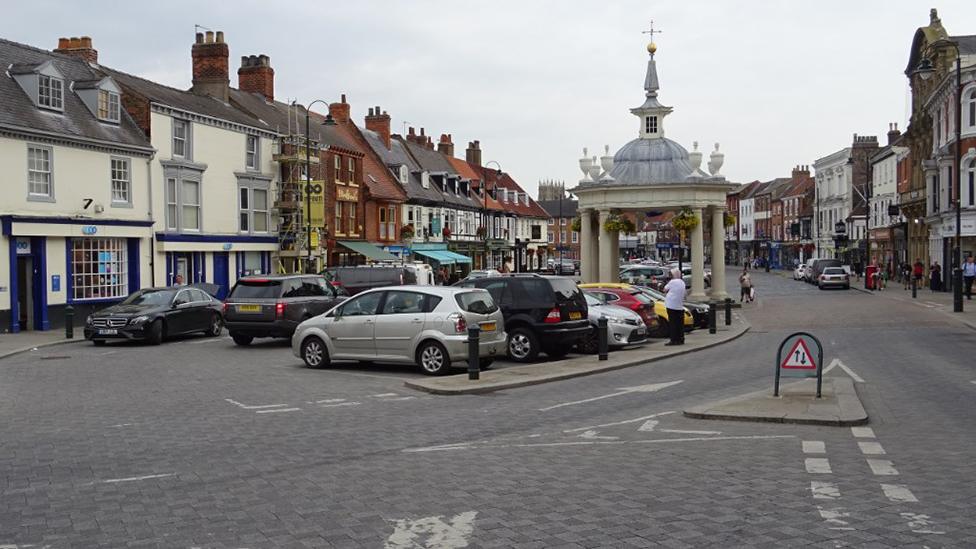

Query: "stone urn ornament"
<box><xmin>688</xmin><ymin>141</ymin><xmax>703</xmax><ymax>173</ymax></box>
<box><xmin>708</xmin><ymin>142</ymin><xmax>724</xmax><ymax>176</ymax></box>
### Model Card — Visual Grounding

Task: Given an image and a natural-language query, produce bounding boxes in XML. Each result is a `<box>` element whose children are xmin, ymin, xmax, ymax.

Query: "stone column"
<box><xmin>589</xmin><ymin>210</ymin><xmax>600</xmax><ymax>280</ymax></box>
<box><xmin>689</xmin><ymin>207</ymin><xmax>707</xmax><ymax>301</ymax></box>
<box><xmin>710</xmin><ymin>206</ymin><xmax>728</xmax><ymax>300</ymax></box>
<box><xmin>580</xmin><ymin>208</ymin><xmax>594</xmax><ymax>283</ymax></box>
<box><xmin>598</xmin><ymin>210</ymin><xmax>614</xmax><ymax>282</ymax></box>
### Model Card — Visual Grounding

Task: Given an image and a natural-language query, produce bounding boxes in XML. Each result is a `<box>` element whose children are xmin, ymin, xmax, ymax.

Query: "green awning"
<box><xmin>441</xmin><ymin>251</ymin><xmax>472</xmax><ymax>264</ymax></box>
<box><xmin>338</xmin><ymin>240</ymin><xmax>399</xmax><ymax>262</ymax></box>
<box><xmin>413</xmin><ymin>249</ymin><xmax>456</xmax><ymax>265</ymax></box>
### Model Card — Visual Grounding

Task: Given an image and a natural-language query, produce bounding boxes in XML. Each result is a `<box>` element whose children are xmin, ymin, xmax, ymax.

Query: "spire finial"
<box><xmin>642</xmin><ymin>20</ymin><xmax>662</xmax><ymax>55</ymax></box>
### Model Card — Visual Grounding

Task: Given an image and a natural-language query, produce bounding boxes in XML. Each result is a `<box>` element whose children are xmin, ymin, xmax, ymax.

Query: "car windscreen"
<box><xmin>229</xmin><ymin>280</ymin><xmax>283</xmax><ymax>299</ymax></box>
<box><xmin>584</xmin><ymin>294</ymin><xmax>601</xmax><ymax>307</ymax></box>
<box><xmin>122</xmin><ymin>289</ymin><xmax>176</xmax><ymax>306</ymax></box>
<box><xmin>548</xmin><ymin>278</ymin><xmax>581</xmax><ymax>302</ymax></box>
<box><xmin>455</xmin><ymin>291</ymin><xmax>499</xmax><ymax>314</ymax></box>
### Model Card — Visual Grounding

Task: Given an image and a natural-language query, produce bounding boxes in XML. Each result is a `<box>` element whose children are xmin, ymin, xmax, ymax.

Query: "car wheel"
<box><xmin>231</xmin><ymin>333</ymin><xmax>253</xmax><ymax>346</ymax></box>
<box><xmin>301</xmin><ymin>336</ymin><xmax>329</xmax><ymax>369</ymax></box>
<box><xmin>507</xmin><ymin>327</ymin><xmax>540</xmax><ymax>363</ymax></box>
<box><xmin>417</xmin><ymin>341</ymin><xmax>450</xmax><ymax>376</ymax></box>
<box><xmin>844</xmin><ymin>284</ymin><xmax>850</xmax><ymax>290</ymax></box>
<box><xmin>577</xmin><ymin>328</ymin><xmax>599</xmax><ymax>354</ymax></box>
<box><xmin>146</xmin><ymin>319</ymin><xmax>164</xmax><ymax>346</ymax></box>
<box><xmin>479</xmin><ymin>358</ymin><xmax>494</xmax><ymax>370</ymax></box>
<box><xmin>93</xmin><ymin>339</ymin><xmax>106</xmax><ymax>347</ymax></box>
<box><xmin>206</xmin><ymin>314</ymin><xmax>222</xmax><ymax>337</ymax></box>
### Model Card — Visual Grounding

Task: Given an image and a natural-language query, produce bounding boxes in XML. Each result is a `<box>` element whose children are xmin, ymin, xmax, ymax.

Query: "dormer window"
<box><xmin>399</xmin><ymin>165</ymin><xmax>408</xmax><ymax>184</ymax></box>
<box><xmin>38</xmin><ymin>74</ymin><xmax>64</xmax><ymax>111</ymax></box>
<box><xmin>645</xmin><ymin>115</ymin><xmax>658</xmax><ymax>135</ymax></box>
<box><xmin>421</xmin><ymin>172</ymin><xmax>430</xmax><ymax>189</ymax></box>
<box><xmin>97</xmin><ymin>90</ymin><xmax>120</xmax><ymax>122</ymax></box>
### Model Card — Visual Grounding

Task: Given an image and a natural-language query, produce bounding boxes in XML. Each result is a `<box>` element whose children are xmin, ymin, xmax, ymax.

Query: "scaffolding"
<box><xmin>273</xmin><ymin>104</ymin><xmax>323</xmax><ymax>274</ymax></box>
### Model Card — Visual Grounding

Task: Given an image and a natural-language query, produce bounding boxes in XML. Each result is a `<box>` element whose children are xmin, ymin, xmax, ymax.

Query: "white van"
<box><xmin>403</xmin><ymin>262</ymin><xmax>434</xmax><ymax>285</ymax></box>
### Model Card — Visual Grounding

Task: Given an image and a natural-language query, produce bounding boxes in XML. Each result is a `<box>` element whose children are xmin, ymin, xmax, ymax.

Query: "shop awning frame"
<box><xmin>337</xmin><ymin>240</ymin><xmax>399</xmax><ymax>262</ymax></box>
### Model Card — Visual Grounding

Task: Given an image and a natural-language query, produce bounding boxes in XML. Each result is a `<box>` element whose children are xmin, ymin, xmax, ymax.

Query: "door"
<box><xmin>188</xmin><ymin>289</ymin><xmax>214</xmax><ymax>332</ymax></box>
<box><xmin>373</xmin><ymin>290</ymin><xmax>427</xmax><ymax>360</ymax></box>
<box><xmin>327</xmin><ymin>291</ymin><xmax>383</xmax><ymax>359</ymax></box>
<box><xmin>16</xmin><ymin>257</ymin><xmax>32</xmax><ymax>331</ymax></box>
<box><xmin>212</xmin><ymin>252</ymin><xmax>230</xmax><ymax>300</ymax></box>
<box><xmin>167</xmin><ymin>289</ymin><xmax>195</xmax><ymax>335</ymax></box>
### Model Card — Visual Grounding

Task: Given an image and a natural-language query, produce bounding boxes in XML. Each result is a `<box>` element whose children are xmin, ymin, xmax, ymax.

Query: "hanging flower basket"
<box><xmin>400</xmin><ymin>224</ymin><xmax>415</xmax><ymax>240</ymax></box>
<box><xmin>603</xmin><ymin>214</ymin><xmax>636</xmax><ymax>234</ymax></box>
<box><xmin>724</xmin><ymin>212</ymin><xmax>737</xmax><ymax>227</ymax></box>
<box><xmin>570</xmin><ymin>217</ymin><xmax>581</xmax><ymax>232</ymax></box>
<box><xmin>671</xmin><ymin>207</ymin><xmax>700</xmax><ymax>233</ymax></box>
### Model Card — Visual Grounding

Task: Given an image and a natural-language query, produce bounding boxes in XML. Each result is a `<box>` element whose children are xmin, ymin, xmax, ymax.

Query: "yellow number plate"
<box><xmin>237</xmin><ymin>304</ymin><xmax>261</xmax><ymax>313</ymax></box>
<box><xmin>480</xmin><ymin>322</ymin><xmax>496</xmax><ymax>332</ymax></box>
<box><xmin>569</xmin><ymin>312</ymin><xmax>582</xmax><ymax>320</ymax></box>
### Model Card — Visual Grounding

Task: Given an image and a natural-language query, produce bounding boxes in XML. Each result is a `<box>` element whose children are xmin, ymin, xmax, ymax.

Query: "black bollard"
<box><xmin>65</xmin><ymin>305</ymin><xmax>74</xmax><ymax>339</ymax></box>
<box><xmin>724</xmin><ymin>298</ymin><xmax>732</xmax><ymax>326</ymax></box>
<box><xmin>912</xmin><ymin>278</ymin><xmax>917</xmax><ymax>299</ymax></box>
<box><xmin>708</xmin><ymin>303</ymin><xmax>717</xmax><ymax>334</ymax></box>
<box><xmin>467</xmin><ymin>325</ymin><xmax>480</xmax><ymax>380</ymax></box>
<box><xmin>598</xmin><ymin>317</ymin><xmax>608</xmax><ymax>361</ymax></box>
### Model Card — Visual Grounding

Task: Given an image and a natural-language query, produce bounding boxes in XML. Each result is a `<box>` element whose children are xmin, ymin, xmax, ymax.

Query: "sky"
<box><xmin>6</xmin><ymin>1</ymin><xmax>975</xmax><ymax>197</ymax></box>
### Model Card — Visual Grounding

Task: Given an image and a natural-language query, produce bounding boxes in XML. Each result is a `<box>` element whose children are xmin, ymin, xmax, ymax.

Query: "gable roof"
<box><xmin>336</xmin><ymin>122</ymin><xmax>406</xmax><ymax>202</ymax></box>
<box><xmin>479</xmin><ymin>167</ymin><xmax>550</xmax><ymax>219</ymax></box>
<box><xmin>0</xmin><ymin>38</ymin><xmax>151</xmax><ymax>152</ymax></box>
<box><xmin>400</xmin><ymin>138</ymin><xmax>484</xmax><ymax>210</ymax></box>
<box><xmin>538</xmin><ymin>199</ymin><xmax>578</xmax><ymax>219</ymax></box>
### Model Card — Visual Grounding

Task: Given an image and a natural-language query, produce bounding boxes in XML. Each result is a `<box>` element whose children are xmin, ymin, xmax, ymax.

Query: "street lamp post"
<box><xmin>300</xmin><ymin>99</ymin><xmax>330</xmax><ymax>274</ymax></box>
<box><xmin>913</xmin><ymin>41</ymin><xmax>964</xmax><ymax>312</ymax></box>
<box><xmin>483</xmin><ymin>161</ymin><xmax>502</xmax><ymax>270</ymax></box>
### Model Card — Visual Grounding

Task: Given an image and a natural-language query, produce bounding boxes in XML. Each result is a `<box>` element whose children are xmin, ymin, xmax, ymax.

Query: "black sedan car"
<box><xmin>84</xmin><ymin>285</ymin><xmax>223</xmax><ymax>345</ymax></box>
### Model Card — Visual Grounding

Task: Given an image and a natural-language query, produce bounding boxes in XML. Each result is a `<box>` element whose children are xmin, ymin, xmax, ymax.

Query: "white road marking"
<box><xmin>866</xmin><ymin>459</ymin><xmax>899</xmax><ymax>476</ymax></box>
<box><xmin>817</xmin><ymin>506</ymin><xmax>853</xmax><ymax>530</ymax></box>
<box><xmin>316</xmin><ymin>398</ymin><xmax>346</xmax><ymax>404</ymax></box>
<box><xmin>224</xmin><ymin>398</ymin><xmax>288</xmax><ymax>410</ymax></box>
<box><xmin>320</xmin><ymin>401</ymin><xmax>361</xmax><ymax>408</ymax></box>
<box><xmin>810</xmin><ymin>481</ymin><xmax>840</xmax><ymax>500</ymax></box>
<box><xmin>539</xmin><ymin>381</ymin><xmax>683</xmax><ymax>411</ymax></box>
<box><xmin>805</xmin><ymin>458</ymin><xmax>832</xmax><ymax>474</ymax></box>
<box><xmin>256</xmin><ymin>407</ymin><xmax>301</xmax><ymax>414</ymax></box>
<box><xmin>659</xmin><ymin>429</ymin><xmax>722</xmax><ymax>435</ymax></box>
<box><xmin>402</xmin><ymin>435</ymin><xmax>794</xmax><ymax>453</ymax></box>
<box><xmin>637</xmin><ymin>420</ymin><xmax>659</xmax><ymax>432</ymax></box>
<box><xmin>109</xmin><ymin>423</ymin><xmax>135</xmax><ymax>428</ymax></box>
<box><xmin>385</xmin><ymin>511</ymin><xmax>477</xmax><ymax>548</ymax></box>
<box><xmin>802</xmin><ymin>441</ymin><xmax>826</xmax><ymax>454</ymax></box>
<box><xmin>403</xmin><ymin>444</ymin><xmax>474</xmax><ymax>453</ymax></box>
<box><xmin>850</xmin><ymin>427</ymin><xmax>875</xmax><ymax>438</ymax></box>
<box><xmin>372</xmin><ymin>393</ymin><xmax>399</xmax><ymax>398</ymax></box>
<box><xmin>822</xmin><ymin>358</ymin><xmax>865</xmax><ymax>383</ymax></box>
<box><xmin>577</xmin><ymin>430</ymin><xmax>618</xmax><ymax>440</ymax></box>
<box><xmin>882</xmin><ymin>484</ymin><xmax>919</xmax><ymax>503</ymax></box>
<box><xmin>102</xmin><ymin>473</ymin><xmax>176</xmax><ymax>484</ymax></box>
<box><xmin>857</xmin><ymin>441</ymin><xmax>886</xmax><ymax>455</ymax></box>
<box><xmin>380</xmin><ymin>396</ymin><xmax>416</xmax><ymax>401</ymax></box>
<box><xmin>563</xmin><ymin>411</ymin><xmax>676</xmax><ymax>433</ymax></box>
<box><xmin>900</xmin><ymin>512</ymin><xmax>944</xmax><ymax>534</ymax></box>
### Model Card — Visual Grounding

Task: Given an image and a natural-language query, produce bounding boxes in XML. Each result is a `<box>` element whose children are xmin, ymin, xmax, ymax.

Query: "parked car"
<box><xmin>402</xmin><ymin>262</ymin><xmax>435</xmax><ymax>285</ymax></box>
<box><xmin>619</xmin><ymin>265</ymin><xmax>669</xmax><ymax>287</ymax></box>
<box><xmin>224</xmin><ymin>275</ymin><xmax>347</xmax><ymax>346</ymax></box>
<box><xmin>580</xmin><ymin>287</ymin><xmax>657</xmax><ymax>327</ymax></box>
<box><xmin>809</xmin><ymin>258</ymin><xmax>843</xmax><ymax>284</ymax></box>
<box><xmin>818</xmin><ymin>267</ymin><xmax>850</xmax><ymax>290</ymax></box>
<box><xmin>579</xmin><ymin>283</ymin><xmax>694</xmax><ymax>337</ymax></box>
<box><xmin>793</xmin><ymin>265</ymin><xmax>806</xmax><ymax>280</ymax></box>
<box><xmin>461</xmin><ymin>269</ymin><xmax>502</xmax><ymax>280</ymax></box>
<box><xmin>548</xmin><ymin>258</ymin><xmax>578</xmax><ymax>275</ymax></box>
<box><xmin>321</xmin><ymin>265</ymin><xmax>405</xmax><ymax>295</ymax></box>
<box><xmin>455</xmin><ymin>274</ymin><xmax>589</xmax><ymax>362</ymax></box>
<box><xmin>636</xmin><ymin>285</ymin><xmax>710</xmax><ymax>329</ymax></box>
<box><xmin>292</xmin><ymin>286</ymin><xmax>506</xmax><ymax>375</ymax></box>
<box><xmin>576</xmin><ymin>293</ymin><xmax>648</xmax><ymax>354</ymax></box>
<box><xmin>84</xmin><ymin>284</ymin><xmax>223</xmax><ymax>345</ymax></box>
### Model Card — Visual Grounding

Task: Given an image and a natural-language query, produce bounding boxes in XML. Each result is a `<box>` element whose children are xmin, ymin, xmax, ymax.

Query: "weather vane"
<box><xmin>642</xmin><ymin>20</ymin><xmax>662</xmax><ymax>41</ymax></box>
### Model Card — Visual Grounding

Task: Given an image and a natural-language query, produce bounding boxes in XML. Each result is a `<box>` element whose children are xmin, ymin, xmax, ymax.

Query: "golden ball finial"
<box><xmin>647</xmin><ymin>41</ymin><xmax>657</xmax><ymax>54</ymax></box>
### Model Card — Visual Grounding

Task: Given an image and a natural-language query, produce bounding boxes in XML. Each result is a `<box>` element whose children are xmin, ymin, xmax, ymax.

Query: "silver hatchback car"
<box><xmin>292</xmin><ymin>286</ymin><xmax>507</xmax><ymax>375</ymax></box>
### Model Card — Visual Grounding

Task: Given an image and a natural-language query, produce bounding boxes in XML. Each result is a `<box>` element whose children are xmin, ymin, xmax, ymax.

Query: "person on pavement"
<box><xmin>930</xmin><ymin>261</ymin><xmax>942</xmax><ymax>291</ymax></box>
<box><xmin>963</xmin><ymin>255</ymin><xmax>976</xmax><ymax>300</ymax></box>
<box><xmin>902</xmin><ymin>262</ymin><xmax>912</xmax><ymax>290</ymax></box>
<box><xmin>739</xmin><ymin>268</ymin><xmax>753</xmax><ymax>303</ymax></box>
<box><xmin>663</xmin><ymin>268</ymin><xmax>685</xmax><ymax>346</ymax></box>
<box><xmin>913</xmin><ymin>259</ymin><xmax>925</xmax><ymax>289</ymax></box>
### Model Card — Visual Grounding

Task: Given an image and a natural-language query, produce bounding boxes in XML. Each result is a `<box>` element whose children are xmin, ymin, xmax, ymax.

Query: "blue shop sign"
<box><xmin>432</xmin><ymin>216</ymin><xmax>442</xmax><ymax>235</ymax></box>
<box><xmin>51</xmin><ymin>275</ymin><xmax>61</xmax><ymax>292</ymax></box>
<box><xmin>82</xmin><ymin>226</ymin><xmax>98</xmax><ymax>235</ymax></box>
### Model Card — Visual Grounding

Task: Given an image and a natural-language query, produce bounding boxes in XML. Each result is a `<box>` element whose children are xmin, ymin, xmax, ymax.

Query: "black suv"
<box><xmin>456</xmin><ymin>274</ymin><xmax>589</xmax><ymax>362</ymax></box>
<box><xmin>224</xmin><ymin>275</ymin><xmax>346</xmax><ymax>346</ymax></box>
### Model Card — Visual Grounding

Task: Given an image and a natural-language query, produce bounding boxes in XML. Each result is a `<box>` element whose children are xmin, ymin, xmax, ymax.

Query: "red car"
<box><xmin>582</xmin><ymin>288</ymin><xmax>656</xmax><ymax>326</ymax></box>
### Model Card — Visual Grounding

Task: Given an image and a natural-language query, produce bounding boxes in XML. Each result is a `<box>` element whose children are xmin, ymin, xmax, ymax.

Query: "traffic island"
<box><xmin>404</xmin><ymin>318</ymin><xmax>750</xmax><ymax>395</ymax></box>
<box><xmin>682</xmin><ymin>377</ymin><xmax>868</xmax><ymax>426</ymax></box>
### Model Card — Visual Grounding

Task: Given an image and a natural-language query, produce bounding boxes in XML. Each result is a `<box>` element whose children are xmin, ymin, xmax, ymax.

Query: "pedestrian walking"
<box><xmin>913</xmin><ymin>259</ymin><xmax>924</xmax><ymax>289</ymax></box>
<box><xmin>963</xmin><ymin>255</ymin><xmax>976</xmax><ymax>300</ymax></box>
<box><xmin>930</xmin><ymin>261</ymin><xmax>942</xmax><ymax>291</ymax></box>
<box><xmin>663</xmin><ymin>268</ymin><xmax>685</xmax><ymax>346</ymax></box>
<box><xmin>902</xmin><ymin>262</ymin><xmax>912</xmax><ymax>290</ymax></box>
<box><xmin>739</xmin><ymin>268</ymin><xmax>753</xmax><ymax>303</ymax></box>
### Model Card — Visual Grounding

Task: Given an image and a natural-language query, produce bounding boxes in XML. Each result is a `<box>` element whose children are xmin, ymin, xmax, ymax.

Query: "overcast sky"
<box><xmin>7</xmin><ymin>1</ymin><xmax>975</xmax><ymax>196</ymax></box>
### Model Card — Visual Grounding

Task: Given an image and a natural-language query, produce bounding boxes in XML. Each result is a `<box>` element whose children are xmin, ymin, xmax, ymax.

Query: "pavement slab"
<box><xmin>683</xmin><ymin>376</ymin><xmax>868</xmax><ymax>426</ymax></box>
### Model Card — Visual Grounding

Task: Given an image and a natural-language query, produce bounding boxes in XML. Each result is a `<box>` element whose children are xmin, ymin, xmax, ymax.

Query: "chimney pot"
<box><xmin>341</xmin><ymin>93</ymin><xmax>346</xmax><ymax>103</ymax></box>
<box><xmin>238</xmin><ymin>52</ymin><xmax>275</xmax><ymax>101</ymax></box>
<box><xmin>58</xmin><ymin>37</ymin><xmax>70</xmax><ymax>49</ymax></box>
<box><xmin>364</xmin><ymin>105</ymin><xmax>392</xmax><ymax>149</ymax></box>
<box><xmin>54</xmin><ymin>35</ymin><xmax>99</xmax><ymax>65</ymax></box>
<box><xmin>195</xmin><ymin>32</ymin><xmax>204</xmax><ymax>44</ymax></box>
<box><xmin>205</xmin><ymin>31</ymin><xmax>214</xmax><ymax>43</ymax></box>
<box><xmin>216</xmin><ymin>31</ymin><xmax>224</xmax><ymax>43</ymax></box>
<box><xmin>374</xmin><ymin>105</ymin><xmax>379</xmax><ymax>113</ymax></box>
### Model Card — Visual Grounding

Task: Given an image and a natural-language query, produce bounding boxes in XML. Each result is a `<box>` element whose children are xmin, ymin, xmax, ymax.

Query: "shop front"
<box><xmin>410</xmin><ymin>242</ymin><xmax>472</xmax><ymax>281</ymax></box>
<box><xmin>155</xmin><ymin>233</ymin><xmax>278</xmax><ymax>300</ymax></box>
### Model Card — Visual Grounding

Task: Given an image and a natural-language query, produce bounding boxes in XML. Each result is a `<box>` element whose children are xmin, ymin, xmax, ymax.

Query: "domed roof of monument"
<box><xmin>610</xmin><ymin>137</ymin><xmax>692</xmax><ymax>185</ymax></box>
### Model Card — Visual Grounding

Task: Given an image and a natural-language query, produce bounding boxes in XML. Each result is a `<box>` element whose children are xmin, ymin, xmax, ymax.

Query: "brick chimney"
<box><xmin>437</xmin><ymin>134</ymin><xmax>454</xmax><ymax>157</ymax></box>
<box><xmin>465</xmin><ymin>140</ymin><xmax>482</xmax><ymax>166</ymax></box>
<box><xmin>238</xmin><ymin>54</ymin><xmax>274</xmax><ymax>101</ymax></box>
<box><xmin>192</xmin><ymin>31</ymin><xmax>230</xmax><ymax>102</ymax></box>
<box><xmin>365</xmin><ymin>105</ymin><xmax>391</xmax><ymax>149</ymax></box>
<box><xmin>329</xmin><ymin>94</ymin><xmax>351</xmax><ymax>124</ymax></box>
<box><xmin>55</xmin><ymin>36</ymin><xmax>97</xmax><ymax>65</ymax></box>
<box><xmin>887</xmin><ymin>122</ymin><xmax>901</xmax><ymax>146</ymax></box>
<box><xmin>791</xmin><ymin>164</ymin><xmax>810</xmax><ymax>179</ymax></box>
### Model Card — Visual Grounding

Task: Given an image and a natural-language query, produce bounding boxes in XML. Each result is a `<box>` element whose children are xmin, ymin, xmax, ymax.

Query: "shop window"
<box><xmin>72</xmin><ymin>238</ymin><xmax>128</xmax><ymax>300</ymax></box>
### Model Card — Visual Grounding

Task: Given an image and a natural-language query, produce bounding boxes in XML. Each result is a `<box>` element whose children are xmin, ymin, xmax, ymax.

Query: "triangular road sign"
<box><xmin>781</xmin><ymin>338</ymin><xmax>816</xmax><ymax>369</ymax></box>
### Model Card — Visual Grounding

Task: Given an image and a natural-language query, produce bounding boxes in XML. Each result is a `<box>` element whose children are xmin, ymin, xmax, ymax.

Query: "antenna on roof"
<box><xmin>194</xmin><ymin>24</ymin><xmax>212</xmax><ymax>34</ymax></box>
<box><xmin>402</xmin><ymin>121</ymin><xmax>411</xmax><ymax>136</ymax></box>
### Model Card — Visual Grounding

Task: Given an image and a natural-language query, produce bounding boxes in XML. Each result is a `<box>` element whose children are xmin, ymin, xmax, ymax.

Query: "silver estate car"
<box><xmin>577</xmin><ymin>293</ymin><xmax>647</xmax><ymax>353</ymax></box>
<box><xmin>292</xmin><ymin>286</ymin><xmax>506</xmax><ymax>375</ymax></box>
<box><xmin>818</xmin><ymin>267</ymin><xmax>851</xmax><ymax>290</ymax></box>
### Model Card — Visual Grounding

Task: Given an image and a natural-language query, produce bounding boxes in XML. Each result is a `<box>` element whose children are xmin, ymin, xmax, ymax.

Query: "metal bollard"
<box><xmin>597</xmin><ymin>317</ymin><xmax>608</xmax><ymax>361</ymax></box>
<box><xmin>912</xmin><ymin>278</ymin><xmax>917</xmax><ymax>299</ymax></box>
<box><xmin>724</xmin><ymin>298</ymin><xmax>732</xmax><ymax>326</ymax></box>
<box><xmin>708</xmin><ymin>303</ymin><xmax>717</xmax><ymax>334</ymax></box>
<box><xmin>65</xmin><ymin>305</ymin><xmax>74</xmax><ymax>339</ymax></box>
<box><xmin>467</xmin><ymin>326</ymin><xmax>480</xmax><ymax>380</ymax></box>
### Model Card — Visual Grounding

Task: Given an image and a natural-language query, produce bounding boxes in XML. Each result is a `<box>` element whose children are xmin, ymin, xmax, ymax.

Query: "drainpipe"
<box><xmin>146</xmin><ymin>153</ymin><xmax>156</xmax><ymax>285</ymax></box>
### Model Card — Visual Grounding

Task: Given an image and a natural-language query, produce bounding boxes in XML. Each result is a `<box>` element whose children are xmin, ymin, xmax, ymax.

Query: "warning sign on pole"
<box><xmin>774</xmin><ymin>332</ymin><xmax>824</xmax><ymax>398</ymax></box>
